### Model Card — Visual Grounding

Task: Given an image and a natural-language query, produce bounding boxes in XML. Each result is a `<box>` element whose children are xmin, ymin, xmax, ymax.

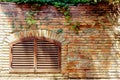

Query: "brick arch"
<box><xmin>7</xmin><ymin>29</ymin><xmax>66</xmax><ymax>44</ymax></box>
<box><xmin>8</xmin><ymin>29</ymin><xmax>69</xmax><ymax>73</ymax></box>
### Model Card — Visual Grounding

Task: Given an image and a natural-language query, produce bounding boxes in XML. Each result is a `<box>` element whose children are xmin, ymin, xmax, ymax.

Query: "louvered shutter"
<box><xmin>36</xmin><ymin>39</ymin><xmax>60</xmax><ymax>72</ymax></box>
<box><xmin>10</xmin><ymin>38</ymin><xmax>61</xmax><ymax>73</ymax></box>
<box><xmin>10</xmin><ymin>39</ymin><xmax>34</xmax><ymax>72</ymax></box>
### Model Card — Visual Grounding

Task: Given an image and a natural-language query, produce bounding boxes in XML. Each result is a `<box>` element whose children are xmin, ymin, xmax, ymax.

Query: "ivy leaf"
<box><xmin>56</xmin><ymin>28</ymin><xmax>63</xmax><ymax>34</ymax></box>
<box><xmin>64</xmin><ymin>11</ymin><xmax>69</xmax><ymax>16</ymax></box>
<box><xmin>94</xmin><ymin>0</ymin><xmax>97</xmax><ymax>3</ymax></box>
<box><xmin>12</xmin><ymin>21</ymin><xmax>15</xmax><ymax>28</ymax></box>
<box><xmin>72</xmin><ymin>25</ymin><xmax>77</xmax><ymax>29</ymax></box>
<box><xmin>65</xmin><ymin>16</ymin><xmax>70</xmax><ymax>20</ymax></box>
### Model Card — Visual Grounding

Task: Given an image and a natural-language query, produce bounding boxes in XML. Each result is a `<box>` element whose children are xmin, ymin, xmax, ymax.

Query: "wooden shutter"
<box><xmin>10</xmin><ymin>39</ymin><xmax>34</xmax><ymax>72</ymax></box>
<box><xmin>10</xmin><ymin>38</ymin><xmax>61</xmax><ymax>73</ymax></box>
<box><xmin>36</xmin><ymin>39</ymin><xmax>60</xmax><ymax>72</ymax></box>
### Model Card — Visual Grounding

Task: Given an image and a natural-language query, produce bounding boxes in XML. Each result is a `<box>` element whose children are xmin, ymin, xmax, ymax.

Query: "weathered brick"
<box><xmin>0</xmin><ymin>2</ymin><xmax>119</xmax><ymax>80</ymax></box>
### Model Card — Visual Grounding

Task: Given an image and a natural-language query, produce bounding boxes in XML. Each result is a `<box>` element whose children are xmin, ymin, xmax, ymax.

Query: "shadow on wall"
<box><xmin>67</xmin><ymin>25</ymin><xmax>120</xmax><ymax>79</ymax></box>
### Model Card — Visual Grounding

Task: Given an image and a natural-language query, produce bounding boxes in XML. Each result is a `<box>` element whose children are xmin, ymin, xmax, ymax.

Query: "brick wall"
<box><xmin>0</xmin><ymin>2</ymin><xmax>120</xmax><ymax>80</ymax></box>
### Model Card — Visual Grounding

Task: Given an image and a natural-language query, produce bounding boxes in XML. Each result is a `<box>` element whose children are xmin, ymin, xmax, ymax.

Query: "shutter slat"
<box><xmin>37</xmin><ymin>48</ymin><xmax>58</xmax><ymax>50</ymax></box>
<box><xmin>38</xmin><ymin>63</ymin><xmax>58</xmax><ymax>66</ymax></box>
<box><xmin>37</xmin><ymin>66</ymin><xmax>59</xmax><ymax>67</ymax></box>
<box><xmin>37</xmin><ymin>66</ymin><xmax>59</xmax><ymax>69</ymax></box>
<box><xmin>37</xmin><ymin>58</ymin><xmax>58</xmax><ymax>61</ymax></box>
<box><xmin>12</xmin><ymin>60</ymin><xmax>33</xmax><ymax>62</ymax></box>
<box><xmin>13</xmin><ymin>55</ymin><xmax>33</xmax><ymax>57</ymax></box>
<box><xmin>12</xmin><ymin>64</ymin><xmax>34</xmax><ymax>66</ymax></box>
<box><xmin>13</xmin><ymin>56</ymin><xmax>34</xmax><ymax>59</ymax></box>
<box><xmin>12</xmin><ymin>47</ymin><xmax>34</xmax><ymax>50</ymax></box>
<box><xmin>14</xmin><ymin>61</ymin><xmax>33</xmax><ymax>64</ymax></box>
<box><xmin>38</xmin><ymin>44</ymin><xmax>57</xmax><ymax>45</ymax></box>
<box><xmin>13</xmin><ymin>53</ymin><xmax>33</xmax><ymax>55</ymax></box>
<box><xmin>13</xmin><ymin>46</ymin><xmax>34</xmax><ymax>48</ymax></box>
<box><xmin>13</xmin><ymin>44</ymin><xmax>34</xmax><ymax>46</ymax></box>
<box><xmin>37</xmin><ymin>55</ymin><xmax>58</xmax><ymax>57</ymax></box>
<box><xmin>12</xmin><ymin>66</ymin><xmax>34</xmax><ymax>68</ymax></box>
<box><xmin>13</xmin><ymin>51</ymin><xmax>34</xmax><ymax>53</ymax></box>
<box><xmin>37</xmin><ymin>57</ymin><xmax>58</xmax><ymax>59</ymax></box>
<box><xmin>38</xmin><ymin>46</ymin><xmax>58</xmax><ymax>47</ymax></box>
<box><xmin>38</xmin><ymin>53</ymin><xmax>58</xmax><ymax>55</ymax></box>
<box><xmin>37</xmin><ymin>51</ymin><xmax>58</xmax><ymax>53</ymax></box>
<box><xmin>37</xmin><ymin>62</ymin><xmax>58</xmax><ymax>64</ymax></box>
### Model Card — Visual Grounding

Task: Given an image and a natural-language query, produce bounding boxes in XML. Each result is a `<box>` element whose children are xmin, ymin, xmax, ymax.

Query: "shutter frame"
<box><xmin>9</xmin><ymin>37</ymin><xmax>61</xmax><ymax>73</ymax></box>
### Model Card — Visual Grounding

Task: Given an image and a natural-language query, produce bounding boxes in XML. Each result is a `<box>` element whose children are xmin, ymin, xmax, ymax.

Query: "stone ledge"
<box><xmin>0</xmin><ymin>77</ymin><xmax>67</xmax><ymax>80</ymax></box>
<box><xmin>0</xmin><ymin>73</ymin><xmax>66</xmax><ymax>77</ymax></box>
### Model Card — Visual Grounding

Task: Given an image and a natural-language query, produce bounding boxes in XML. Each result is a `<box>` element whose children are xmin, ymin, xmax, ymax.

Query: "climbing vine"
<box><xmin>5</xmin><ymin>0</ymin><xmax>109</xmax><ymax>4</ymax></box>
<box><xmin>25</xmin><ymin>11</ymin><xmax>36</xmax><ymax>25</ymax></box>
<box><xmin>2</xmin><ymin>0</ymin><xmax>113</xmax><ymax>34</ymax></box>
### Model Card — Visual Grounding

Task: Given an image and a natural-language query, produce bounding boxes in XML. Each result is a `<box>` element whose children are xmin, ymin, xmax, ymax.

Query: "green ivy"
<box><xmin>25</xmin><ymin>11</ymin><xmax>36</xmax><ymax>25</ymax></box>
<box><xmin>5</xmin><ymin>0</ymin><xmax>109</xmax><ymax>5</ymax></box>
<box><xmin>2</xmin><ymin>0</ymin><xmax>110</xmax><ymax>34</ymax></box>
